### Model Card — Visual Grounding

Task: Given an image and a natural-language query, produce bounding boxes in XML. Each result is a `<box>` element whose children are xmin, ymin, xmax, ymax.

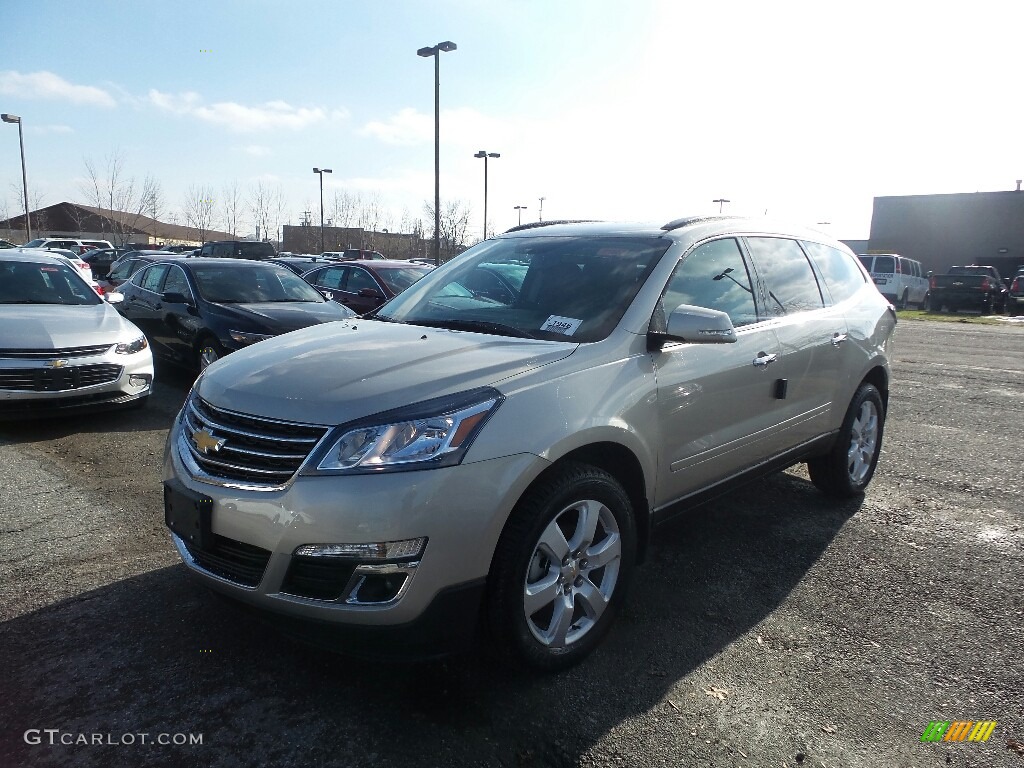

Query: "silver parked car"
<box><xmin>0</xmin><ymin>251</ymin><xmax>154</xmax><ymax>418</ymax></box>
<box><xmin>163</xmin><ymin>216</ymin><xmax>896</xmax><ymax>669</ymax></box>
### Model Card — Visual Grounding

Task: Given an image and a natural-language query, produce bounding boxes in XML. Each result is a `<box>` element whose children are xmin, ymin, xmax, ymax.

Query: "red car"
<box><xmin>301</xmin><ymin>259</ymin><xmax>433</xmax><ymax>314</ymax></box>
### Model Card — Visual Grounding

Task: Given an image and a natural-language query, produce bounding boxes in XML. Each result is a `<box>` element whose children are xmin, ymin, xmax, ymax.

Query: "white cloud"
<box><xmin>360</xmin><ymin>108</ymin><xmax>432</xmax><ymax>145</ymax></box>
<box><xmin>238</xmin><ymin>145</ymin><xmax>272</xmax><ymax>157</ymax></box>
<box><xmin>148</xmin><ymin>90</ymin><xmax>347</xmax><ymax>133</ymax></box>
<box><xmin>0</xmin><ymin>70</ymin><xmax>116</xmax><ymax>108</ymax></box>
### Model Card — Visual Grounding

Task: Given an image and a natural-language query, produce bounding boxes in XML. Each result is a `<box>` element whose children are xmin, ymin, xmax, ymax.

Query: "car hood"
<box><xmin>0</xmin><ymin>303</ymin><xmax>138</xmax><ymax>349</ymax></box>
<box><xmin>197</xmin><ymin>320</ymin><xmax>576</xmax><ymax>425</ymax></box>
<box><xmin>213</xmin><ymin>301</ymin><xmax>352</xmax><ymax>331</ymax></box>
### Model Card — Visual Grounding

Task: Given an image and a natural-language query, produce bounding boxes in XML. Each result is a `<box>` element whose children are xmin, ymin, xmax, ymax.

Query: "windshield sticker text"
<box><xmin>541</xmin><ymin>315</ymin><xmax>583</xmax><ymax>336</ymax></box>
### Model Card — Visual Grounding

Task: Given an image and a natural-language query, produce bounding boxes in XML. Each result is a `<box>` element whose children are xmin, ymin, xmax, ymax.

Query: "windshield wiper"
<box><xmin>413</xmin><ymin>319</ymin><xmax>537</xmax><ymax>339</ymax></box>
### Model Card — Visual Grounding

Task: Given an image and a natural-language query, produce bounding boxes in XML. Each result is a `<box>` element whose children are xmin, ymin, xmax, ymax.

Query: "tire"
<box><xmin>807</xmin><ymin>383</ymin><xmax>885</xmax><ymax>498</ymax></box>
<box><xmin>196</xmin><ymin>337</ymin><xmax>226</xmax><ymax>372</ymax></box>
<box><xmin>925</xmin><ymin>294</ymin><xmax>938</xmax><ymax>312</ymax></box>
<box><xmin>1010</xmin><ymin>303</ymin><xmax>1019</xmax><ymax>317</ymax></box>
<box><xmin>897</xmin><ymin>290</ymin><xmax>908</xmax><ymax>310</ymax></box>
<box><xmin>487</xmin><ymin>462</ymin><xmax>637</xmax><ymax>671</ymax></box>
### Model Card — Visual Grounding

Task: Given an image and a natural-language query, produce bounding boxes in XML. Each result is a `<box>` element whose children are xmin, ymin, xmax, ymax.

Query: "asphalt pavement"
<box><xmin>0</xmin><ymin>319</ymin><xmax>1021</xmax><ymax>768</ymax></box>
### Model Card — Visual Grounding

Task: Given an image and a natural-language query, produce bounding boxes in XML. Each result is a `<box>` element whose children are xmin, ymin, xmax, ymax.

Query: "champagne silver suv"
<box><xmin>164</xmin><ymin>216</ymin><xmax>895</xmax><ymax>670</ymax></box>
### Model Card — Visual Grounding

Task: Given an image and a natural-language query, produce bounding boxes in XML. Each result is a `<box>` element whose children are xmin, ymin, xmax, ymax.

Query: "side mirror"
<box><xmin>358</xmin><ymin>288</ymin><xmax>383</xmax><ymax>299</ymax></box>
<box><xmin>163</xmin><ymin>291</ymin><xmax>192</xmax><ymax>305</ymax></box>
<box><xmin>651</xmin><ymin>304</ymin><xmax>738</xmax><ymax>346</ymax></box>
<box><xmin>105</xmin><ymin>292</ymin><xmax>124</xmax><ymax>305</ymax></box>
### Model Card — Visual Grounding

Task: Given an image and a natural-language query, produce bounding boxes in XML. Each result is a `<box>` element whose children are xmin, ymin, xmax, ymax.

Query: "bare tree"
<box><xmin>270</xmin><ymin>185</ymin><xmax>288</xmax><ymax>246</ymax></box>
<box><xmin>183</xmin><ymin>185</ymin><xmax>217</xmax><ymax>245</ymax></box>
<box><xmin>423</xmin><ymin>199</ymin><xmax>472</xmax><ymax>262</ymax></box>
<box><xmin>328</xmin><ymin>190</ymin><xmax>358</xmax><ymax>229</ymax></box>
<box><xmin>222</xmin><ymin>181</ymin><xmax>242</xmax><ymax>237</ymax></box>
<box><xmin>79</xmin><ymin>152</ymin><xmax>162</xmax><ymax>246</ymax></box>
<box><xmin>248</xmin><ymin>181</ymin><xmax>271</xmax><ymax>241</ymax></box>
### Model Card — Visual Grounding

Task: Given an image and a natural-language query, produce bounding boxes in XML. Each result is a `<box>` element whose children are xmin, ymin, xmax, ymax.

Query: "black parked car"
<box><xmin>301</xmin><ymin>259</ymin><xmax>433</xmax><ymax>314</ymax></box>
<box><xmin>196</xmin><ymin>240</ymin><xmax>276</xmax><ymax>260</ymax></box>
<box><xmin>100</xmin><ymin>251</ymin><xmax>190</xmax><ymax>293</ymax></box>
<box><xmin>264</xmin><ymin>254</ymin><xmax>343</xmax><ymax>275</ymax></box>
<box><xmin>116</xmin><ymin>258</ymin><xmax>354</xmax><ymax>371</ymax></box>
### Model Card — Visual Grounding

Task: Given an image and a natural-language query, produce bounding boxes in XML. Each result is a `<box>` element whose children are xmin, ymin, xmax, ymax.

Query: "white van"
<box><xmin>857</xmin><ymin>253</ymin><xmax>928</xmax><ymax>309</ymax></box>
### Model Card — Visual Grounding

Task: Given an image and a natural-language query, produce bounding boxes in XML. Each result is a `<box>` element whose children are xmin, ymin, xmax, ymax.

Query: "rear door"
<box><xmin>744</xmin><ymin>236</ymin><xmax>843</xmax><ymax>449</ymax></box>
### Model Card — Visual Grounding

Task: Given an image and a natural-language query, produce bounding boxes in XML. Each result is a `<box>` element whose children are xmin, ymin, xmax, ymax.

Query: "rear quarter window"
<box><xmin>802</xmin><ymin>242</ymin><xmax>866</xmax><ymax>304</ymax></box>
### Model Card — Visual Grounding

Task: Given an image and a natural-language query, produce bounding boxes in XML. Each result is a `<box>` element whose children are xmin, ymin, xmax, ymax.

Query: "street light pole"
<box><xmin>473</xmin><ymin>150</ymin><xmax>499</xmax><ymax>240</ymax></box>
<box><xmin>417</xmin><ymin>41</ymin><xmax>457</xmax><ymax>265</ymax></box>
<box><xmin>538</xmin><ymin>196</ymin><xmax>545</xmax><ymax>222</ymax></box>
<box><xmin>712</xmin><ymin>198</ymin><xmax>730</xmax><ymax>213</ymax></box>
<box><xmin>514</xmin><ymin>205</ymin><xmax>528</xmax><ymax>225</ymax></box>
<box><xmin>313</xmin><ymin>167</ymin><xmax>332</xmax><ymax>253</ymax></box>
<box><xmin>1</xmin><ymin>114</ymin><xmax>31</xmax><ymax>242</ymax></box>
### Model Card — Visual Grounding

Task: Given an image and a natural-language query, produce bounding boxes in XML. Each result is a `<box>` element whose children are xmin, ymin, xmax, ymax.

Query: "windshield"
<box><xmin>374</xmin><ymin>235</ymin><xmax>669</xmax><ymax>342</ymax></box>
<box><xmin>0</xmin><ymin>260</ymin><xmax>102</xmax><ymax>305</ymax></box>
<box><xmin>192</xmin><ymin>264</ymin><xmax>326</xmax><ymax>303</ymax></box>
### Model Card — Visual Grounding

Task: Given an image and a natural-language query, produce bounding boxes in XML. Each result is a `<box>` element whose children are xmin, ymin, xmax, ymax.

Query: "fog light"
<box><xmin>129</xmin><ymin>374</ymin><xmax>152</xmax><ymax>388</ymax></box>
<box><xmin>350</xmin><ymin>572</ymin><xmax>408</xmax><ymax>603</ymax></box>
<box><xmin>294</xmin><ymin>537</ymin><xmax>426</xmax><ymax>560</ymax></box>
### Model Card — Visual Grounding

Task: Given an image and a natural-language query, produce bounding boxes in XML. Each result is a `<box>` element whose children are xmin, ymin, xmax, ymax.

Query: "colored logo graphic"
<box><xmin>921</xmin><ymin>721</ymin><xmax>997</xmax><ymax>742</ymax></box>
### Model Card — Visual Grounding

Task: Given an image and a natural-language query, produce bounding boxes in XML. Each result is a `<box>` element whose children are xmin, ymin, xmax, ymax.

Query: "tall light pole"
<box><xmin>713</xmin><ymin>198</ymin><xmax>730</xmax><ymax>213</ymax></box>
<box><xmin>417</xmin><ymin>40</ymin><xmax>457</xmax><ymax>265</ymax></box>
<box><xmin>514</xmin><ymin>205</ymin><xmax>528</xmax><ymax>226</ymax></box>
<box><xmin>313</xmin><ymin>167</ymin><xmax>332</xmax><ymax>253</ymax></box>
<box><xmin>538</xmin><ymin>196</ymin><xmax>545</xmax><ymax>222</ymax></box>
<box><xmin>473</xmin><ymin>150</ymin><xmax>499</xmax><ymax>239</ymax></box>
<box><xmin>2</xmin><ymin>114</ymin><xmax>31</xmax><ymax>242</ymax></box>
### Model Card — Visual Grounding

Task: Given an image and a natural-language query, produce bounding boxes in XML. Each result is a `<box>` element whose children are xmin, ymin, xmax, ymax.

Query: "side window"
<box><xmin>802</xmin><ymin>241</ymin><xmax>866</xmax><ymax>304</ymax></box>
<box><xmin>108</xmin><ymin>260</ymin><xmax>132</xmax><ymax>281</ymax></box>
<box><xmin>746</xmin><ymin>237</ymin><xmax>824</xmax><ymax>316</ymax></box>
<box><xmin>657</xmin><ymin>238</ymin><xmax>759</xmax><ymax>328</ymax></box>
<box><xmin>162</xmin><ymin>266</ymin><xmax>191</xmax><ymax>298</ymax></box>
<box><xmin>140</xmin><ymin>264</ymin><xmax>170</xmax><ymax>293</ymax></box>
<box><xmin>200</xmin><ymin>244</ymin><xmax>213</xmax><ymax>256</ymax></box>
<box><xmin>346</xmin><ymin>268</ymin><xmax>379</xmax><ymax>294</ymax></box>
<box><xmin>212</xmin><ymin>243</ymin><xmax>231</xmax><ymax>257</ymax></box>
<box><xmin>315</xmin><ymin>266</ymin><xmax>346</xmax><ymax>290</ymax></box>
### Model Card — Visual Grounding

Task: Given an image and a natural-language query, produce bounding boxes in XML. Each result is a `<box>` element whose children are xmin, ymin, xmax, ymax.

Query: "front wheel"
<box><xmin>807</xmin><ymin>383</ymin><xmax>885</xmax><ymax>498</ymax></box>
<box><xmin>487</xmin><ymin>462</ymin><xmax>637</xmax><ymax>671</ymax></box>
<box><xmin>196</xmin><ymin>337</ymin><xmax>226</xmax><ymax>371</ymax></box>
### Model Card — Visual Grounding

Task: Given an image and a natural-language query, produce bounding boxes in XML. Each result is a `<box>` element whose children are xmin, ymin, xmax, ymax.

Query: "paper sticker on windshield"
<box><xmin>541</xmin><ymin>315</ymin><xmax>582</xmax><ymax>336</ymax></box>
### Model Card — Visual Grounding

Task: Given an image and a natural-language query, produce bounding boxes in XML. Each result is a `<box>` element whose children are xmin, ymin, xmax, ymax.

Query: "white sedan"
<box><xmin>0</xmin><ymin>250</ymin><xmax>154</xmax><ymax>418</ymax></box>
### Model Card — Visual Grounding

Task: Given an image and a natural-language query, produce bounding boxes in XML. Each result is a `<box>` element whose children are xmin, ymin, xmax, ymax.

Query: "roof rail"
<box><xmin>503</xmin><ymin>219</ymin><xmax>600</xmax><ymax>233</ymax></box>
<box><xmin>661</xmin><ymin>214</ymin><xmax>740</xmax><ymax>232</ymax></box>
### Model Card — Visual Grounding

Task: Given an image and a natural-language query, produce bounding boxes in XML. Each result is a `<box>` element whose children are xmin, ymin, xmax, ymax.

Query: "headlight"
<box><xmin>305</xmin><ymin>388</ymin><xmax>503</xmax><ymax>474</ymax></box>
<box><xmin>229</xmin><ymin>330</ymin><xmax>275</xmax><ymax>345</ymax></box>
<box><xmin>115</xmin><ymin>336</ymin><xmax>148</xmax><ymax>355</ymax></box>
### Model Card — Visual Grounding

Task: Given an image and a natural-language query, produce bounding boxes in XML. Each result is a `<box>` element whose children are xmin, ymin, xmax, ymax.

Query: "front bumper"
<box><xmin>0</xmin><ymin>347</ymin><xmax>153</xmax><ymax>418</ymax></box>
<box><xmin>164</xmin><ymin>421</ymin><xmax>544</xmax><ymax>642</ymax></box>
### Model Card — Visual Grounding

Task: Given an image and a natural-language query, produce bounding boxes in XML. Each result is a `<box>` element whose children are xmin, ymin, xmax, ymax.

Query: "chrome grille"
<box><xmin>181</xmin><ymin>396</ymin><xmax>329</xmax><ymax>486</ymax></box>
<box><xmin>0</xmin><ymin>344</ymin><xmax>113</xmax><ymax>360</ymax></box>
<box><xmin>0</xmin><ymin>364</ymin><xmax>123</xmax><ymax>392</ymax></box>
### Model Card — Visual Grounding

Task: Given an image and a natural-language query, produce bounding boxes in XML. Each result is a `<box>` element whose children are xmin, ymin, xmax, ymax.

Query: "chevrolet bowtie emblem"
<box><xmin>47</xmin><ymin>359</ymin><xmax>69</xmax><ymax>368</ymax></box>
<box><xmin>192</xmin><ymin>428</ymin><xmax>226</xmax><ymax>454</ymax></box>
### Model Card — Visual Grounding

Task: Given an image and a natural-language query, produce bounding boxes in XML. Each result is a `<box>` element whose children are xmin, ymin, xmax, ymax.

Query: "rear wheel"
<box><xmin>487</xmin><ymin>462</ymin><xmax>636</xmax><ymax>671</ymax></box>
<box><xmin>897</xmin><ymin>290</ymin><xmax>908</xmax><ymax>310</ymax></box>
<box><xmin>808</xmin><ymin>383</ymin><xmax>885</xmax><ymax>498</ymax></box>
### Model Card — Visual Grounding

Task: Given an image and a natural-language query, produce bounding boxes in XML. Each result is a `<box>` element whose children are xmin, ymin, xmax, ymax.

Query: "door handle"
<box><xmin>753</xmin><ymin>353</ymin><xmax>778</xmax><ymax>367</ymax></box>
<box><xmin>831</xmin><ymin>332</ymin><xmax>848</xmax><ymax>347</ymax></box>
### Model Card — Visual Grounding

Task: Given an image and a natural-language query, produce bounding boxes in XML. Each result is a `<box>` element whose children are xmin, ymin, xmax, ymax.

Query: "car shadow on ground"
<box><xmin>0</xmin><ymin>469</ymin><xmax>861</xmax><ymax>768</ymax></box>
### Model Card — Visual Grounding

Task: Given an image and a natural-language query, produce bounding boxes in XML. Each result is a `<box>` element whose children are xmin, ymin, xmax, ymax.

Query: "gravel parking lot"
<box><xmin>1</xmin><ymin>319</ymin><xmax>1021</xmax><ymax>768</ymax></box>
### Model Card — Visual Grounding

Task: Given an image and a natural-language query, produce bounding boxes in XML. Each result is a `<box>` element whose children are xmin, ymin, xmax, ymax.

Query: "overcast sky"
<box><xmin>1</xmin><ymin>0</ymin><xmax>1021</xmax><ymax>243</ymax></box>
